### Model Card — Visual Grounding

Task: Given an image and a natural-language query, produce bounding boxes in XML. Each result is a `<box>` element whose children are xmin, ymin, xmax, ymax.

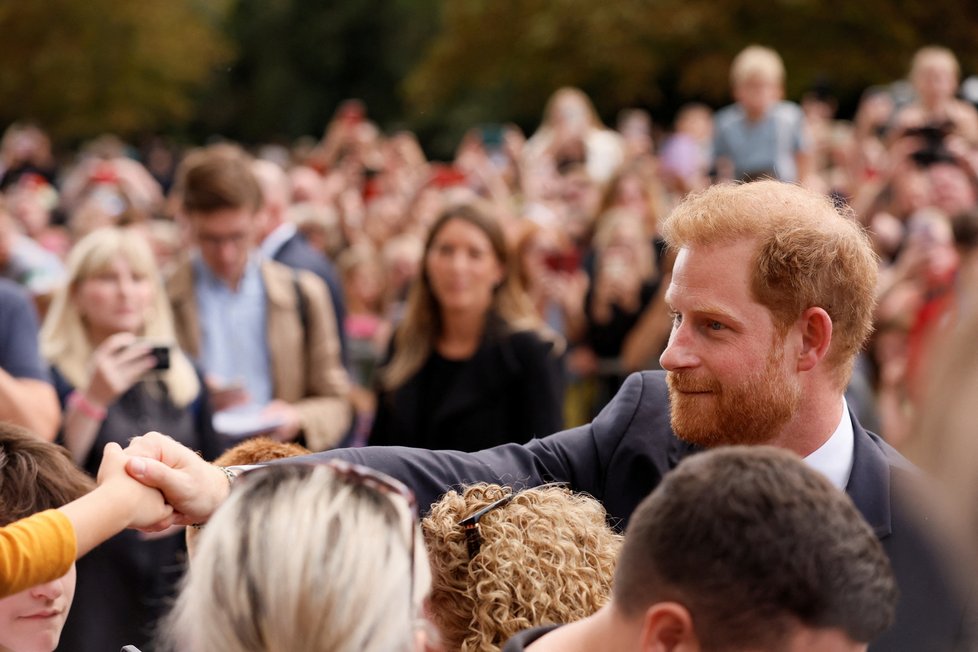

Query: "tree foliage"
<box><xmin>4</xmin><ymin>0</ymin><xmax>978</xmax><ymax>153</ymax></box>
<box><xmin>0</xmin><ymin>0</ymin><xmax>233</xmax><ymax>141</ymax></box>
<box><xmin>192</xmin><ymin>0</ymin><xmax>439</xmax><ymax>142</ymax></box>
<box><xmin>406</xmin><ymin>0</ymin><xmax>978</xmax><ymax>135</ymax></box>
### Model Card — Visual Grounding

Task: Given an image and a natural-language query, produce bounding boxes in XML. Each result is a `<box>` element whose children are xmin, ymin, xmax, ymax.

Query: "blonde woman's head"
<box><xmin>164</xmin><ymin>463</ymin><xmax>432</xmax><ymax>652</ymax></box>
<box><xmin>39</xmin><ymin>226</ymin><xmax>199</xmax><ymax>405</ymax></box>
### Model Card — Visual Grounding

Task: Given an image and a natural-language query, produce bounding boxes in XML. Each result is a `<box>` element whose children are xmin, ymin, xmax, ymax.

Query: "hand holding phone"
<box><xmin>84</xmin><ymin>334</ymin><xmax>161</xmax><ymax>407</ymax></box>
<box><xmin>146</xmin><ymin>344</ymin><xmax>170</xmax><ymax>370</ymax></box>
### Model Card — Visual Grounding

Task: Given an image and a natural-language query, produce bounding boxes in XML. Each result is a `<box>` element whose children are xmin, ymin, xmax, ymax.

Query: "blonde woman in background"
<box><xmin>39</xmin><ymin>226</ymin><xmax>225</xmax><ymax>652</ymax></box>
<box><xmin>423</xmin><ymin>483</ymin><xmax>622</xmax><ymax>652</ymax></box>
<box><xmin>162</xmin><ymin>463</ymin><xmax>435</xmax><ymax>652</ymax></box>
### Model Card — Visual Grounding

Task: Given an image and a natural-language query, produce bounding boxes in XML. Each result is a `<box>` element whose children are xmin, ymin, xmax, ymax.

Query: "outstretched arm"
<box><xmin>123</xmin><ymin>372</ymin><xmax>659</xmax><ymax>523</ymax></box>
<box><xmin>124</xmin><ymin>432</ymin><xmax>232</xmax><ymax>528</ymax></box>
<box><xmin>0</xmin><ymin>443</ymin><xmax>172</xmax><ymax>598</ymax></box>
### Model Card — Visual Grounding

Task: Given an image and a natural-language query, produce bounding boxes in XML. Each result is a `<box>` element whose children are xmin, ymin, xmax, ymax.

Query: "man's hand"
<box><xmin>97</xmin><ymin>442</ymin><xmax>173</xmax><ymax>530</ymax></box>
<box><xmin>123</xmin><ymin>432</ymin><xmax>231</xmax><ymax>528</ymax></box>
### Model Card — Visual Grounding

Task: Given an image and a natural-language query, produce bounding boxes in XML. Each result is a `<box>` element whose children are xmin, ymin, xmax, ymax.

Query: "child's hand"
<box><xmin>97</xmin><ymin>442</ymin><xmax>174</xmax><ymax>530</ymax></box>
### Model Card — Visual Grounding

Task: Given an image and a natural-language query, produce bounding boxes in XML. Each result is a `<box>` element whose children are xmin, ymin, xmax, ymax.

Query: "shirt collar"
<box><xmin>803</xmin><ymin>397</ymin><xmax>854</xmax><ymax>490</ymax></box>
<box><xmin>193</xmin><ymin>252</ymin><xmax>263</xmax><ymax>292</ymax></box>
<box><xmin>260</xmin><ymin>222</ymin><xmax>297</xmax><ymax>260</ymax></box>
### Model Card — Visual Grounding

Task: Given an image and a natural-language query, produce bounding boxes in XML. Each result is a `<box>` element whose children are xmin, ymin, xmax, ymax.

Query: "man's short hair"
<box><xmin>661</xmin><ymin>180</ymin><xmax>878</xmax><ymax>389</ymax></box>
<box><xmin>730</xmin><ymin>45</ymin><xmax>785</xmax><ymax>86</ymax></box>
<box><xmin>176</xmin><ymin>143</ymin><xmax>263</xmax><ymax>216</ymax></box>
<box><xmin>0</xmin><ymin>423</ymin><xmax>94</xmax><ymax>525</ymax></box>
<box><xmin>613</xmin><ymin>446</ymin><xmax>898</xmax><ymax>650</ymax></box>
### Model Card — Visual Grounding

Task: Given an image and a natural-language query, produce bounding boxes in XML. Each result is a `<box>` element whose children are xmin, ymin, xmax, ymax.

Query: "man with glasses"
<box><xmin>168</xmin><ymin>144</ymin><xmax>350</xmax><ymax>451</ymax></box>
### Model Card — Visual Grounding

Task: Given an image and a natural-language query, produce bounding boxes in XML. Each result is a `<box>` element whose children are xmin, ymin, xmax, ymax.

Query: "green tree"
<box><xmin>405</xmin><ymin>0</ymin><xmax>978</xmax><ymax>135</ymax></box>
<box><xmin>0</xmin><ymin>0</ymin><xmax>233</xmax><ymax>141</ymax></box>
<box><xmin>194</xmin><ymin>0</ymin><xmax>439</xmax><ymax>142</ymax></box>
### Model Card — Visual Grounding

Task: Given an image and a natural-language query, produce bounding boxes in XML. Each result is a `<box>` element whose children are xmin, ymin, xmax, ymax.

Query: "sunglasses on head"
<box><xmin>457</xmin><ymin>482</ymin><xmax>568</xmax><ymax>560</ymax></box>
<box><xmin>235</xmin><ymin>460</ymin><xmax>421</xmax><ymax>606</ymax></box>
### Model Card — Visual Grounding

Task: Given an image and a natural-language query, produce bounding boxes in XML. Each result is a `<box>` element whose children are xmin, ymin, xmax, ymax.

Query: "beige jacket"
<box><xmin>167</xmin><ymin>258</ymin><xmax>351</xmax><ymax>451</ymax></box>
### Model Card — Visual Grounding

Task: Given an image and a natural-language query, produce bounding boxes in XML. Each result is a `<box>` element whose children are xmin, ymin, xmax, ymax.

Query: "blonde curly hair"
<box><xmin>422</xmin><ymin>483</ymin><xmax>622</xmax><ymax>652</ymax></box>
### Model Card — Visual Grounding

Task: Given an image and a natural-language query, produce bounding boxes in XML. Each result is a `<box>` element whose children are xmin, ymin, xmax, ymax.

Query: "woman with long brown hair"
<box><xmin>370</xmin><ymin>203</ymin><xmax>564</xmax><ymax>451</ymax></box>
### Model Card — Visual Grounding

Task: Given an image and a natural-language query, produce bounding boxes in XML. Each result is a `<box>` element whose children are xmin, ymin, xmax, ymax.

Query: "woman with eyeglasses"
<box><xmin>38</xmin><ymin>227</ymin><xmax>225</xmax><ymax>652</ymax></box>
<box><xmin>160</xmin><ymin>463</ymin><xmax>436</xmax><ymax>652</ymax></box>
<box><xmin>422</xmin><ymin>483</ymin><xmax>622</xmax><ymax>652</ymax></box>
<box><xmin>370</xmin><ymin>202</ymin><xmax>565</xmax><ymax>452</ymax></box>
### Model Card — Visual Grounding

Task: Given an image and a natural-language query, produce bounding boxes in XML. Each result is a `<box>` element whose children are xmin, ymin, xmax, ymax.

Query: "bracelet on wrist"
<box><xmin>189</xmin><ymin>466</ymin><xmax>239</xmax><ymax>530</ymax></box>
<box><xmin>68</xmin><ymin>390</ymin><xmax>107</xmax><ymax>421</ymax></box>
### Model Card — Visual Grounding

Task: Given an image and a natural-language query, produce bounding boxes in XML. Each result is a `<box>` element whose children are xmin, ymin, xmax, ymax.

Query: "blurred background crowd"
<box><xmin>3</xmin><ymin>44</ymin><xmax>977</xmax><ymax>444</ymax></box>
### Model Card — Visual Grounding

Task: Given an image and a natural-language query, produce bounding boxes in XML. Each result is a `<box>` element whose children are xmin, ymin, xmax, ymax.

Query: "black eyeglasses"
<box><xmin>237</xmin><ymin>460</ymin><xmax>421</xmax><ymax>606</ymax></box>
<box><xmin>457</xmin><ymin>482</ymin><xmax>569</xmax><ymax>560</ymax></box>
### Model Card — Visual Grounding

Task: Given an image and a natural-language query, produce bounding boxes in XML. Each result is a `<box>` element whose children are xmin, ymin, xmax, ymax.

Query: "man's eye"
<box><xmin>670</xmin><ymin>311</ymin><xmax>682</xmax><ymax>326</ymax></box>
<box><xmin>708</xmin><ymin>321</ymin><xmax>725</xmax><ymax>331</ymax></box>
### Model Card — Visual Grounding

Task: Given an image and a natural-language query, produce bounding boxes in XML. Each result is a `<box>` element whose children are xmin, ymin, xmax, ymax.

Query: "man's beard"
<box><xmin>666</xmin><ymin>345</ymin><xmax>800</xmax><ymax>448</ymax></box>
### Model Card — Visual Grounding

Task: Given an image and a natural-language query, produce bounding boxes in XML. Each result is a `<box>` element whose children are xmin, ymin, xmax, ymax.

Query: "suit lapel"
<box><xmin>263</xmin><ymin>261</ymin><xmax>302</xmax><ymax>399</ymax></box>
<box><xmin>845</xmin><ymin>414</ymin><xmax>893</xmax><ymax>540</ymax></box>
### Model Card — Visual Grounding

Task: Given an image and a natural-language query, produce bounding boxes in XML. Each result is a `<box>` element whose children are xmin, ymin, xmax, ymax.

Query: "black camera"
<box><xmin>148</xmin><ymin>345</ymin><xmax>170</xmax><ymax>371</ymax></box>
<box><xmin>904</xmin><ymin>122</ymin><xmax>955</xmax><ymax>167</ymax></box>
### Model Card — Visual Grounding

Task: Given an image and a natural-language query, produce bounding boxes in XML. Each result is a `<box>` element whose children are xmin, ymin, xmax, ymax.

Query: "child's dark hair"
<box><xmin>0</xmin><ymin>423</ymin><xmax>94</xmax><ymax>526</ymax></box>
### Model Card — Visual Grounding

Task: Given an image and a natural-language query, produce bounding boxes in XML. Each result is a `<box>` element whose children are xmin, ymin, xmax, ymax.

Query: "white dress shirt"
<box><xmin>803</xmin><ymin>397</ymin><xmax>855</xmax><ymax>490</ymax></box>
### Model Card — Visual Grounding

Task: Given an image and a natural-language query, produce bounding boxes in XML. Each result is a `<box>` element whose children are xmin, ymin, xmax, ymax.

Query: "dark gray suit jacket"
<box><xmin>310</xmin><ymin>370</ymin><xmax>974</xmax><ymax>651</ymax></box>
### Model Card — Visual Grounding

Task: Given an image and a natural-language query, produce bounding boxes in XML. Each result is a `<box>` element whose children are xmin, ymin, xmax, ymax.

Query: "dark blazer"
<box><xmin>370</xmin><ymin>325</ymin><xmax>565</xmax><ymax>451</ymax></box>
<box><xmin>314</xmin><ymin>370</ymin><xmax>974</xmax><ymax>652</ymax></box>
<box><xmin>273</xmin><ymin>232</ymin><xmax>347</xmax><ymax>359</ymax></box>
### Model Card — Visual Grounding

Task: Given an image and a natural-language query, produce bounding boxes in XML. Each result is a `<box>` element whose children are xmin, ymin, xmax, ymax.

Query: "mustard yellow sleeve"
<box><xmin>0</xmin><ymin>509</ymin><xmax>77</xmax><ymax>598</ymax></box>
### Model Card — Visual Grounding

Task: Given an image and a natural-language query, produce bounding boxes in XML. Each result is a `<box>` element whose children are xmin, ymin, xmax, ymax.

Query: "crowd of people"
<box><xmin>0</xmin><ymin>42</ymin><xmax>977</xmax><ymax>651</ymax></box>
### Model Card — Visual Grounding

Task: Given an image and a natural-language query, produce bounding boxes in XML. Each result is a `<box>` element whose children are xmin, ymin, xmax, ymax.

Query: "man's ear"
<box><xmin>795</xmin><ymin>306</ymin><xmax>833</xmax><ymax>373</ymax></box>
<box><xmin>638</xmin><ymin>602</ymin><xmax>699</xmax><ymax>652</ymax></box>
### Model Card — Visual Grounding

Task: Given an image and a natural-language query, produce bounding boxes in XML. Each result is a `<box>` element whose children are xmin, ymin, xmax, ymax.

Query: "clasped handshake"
<box><xmin>102</xmin><ymin>432</ymin><xmax>229</xmax><ymax>532</ymax></box>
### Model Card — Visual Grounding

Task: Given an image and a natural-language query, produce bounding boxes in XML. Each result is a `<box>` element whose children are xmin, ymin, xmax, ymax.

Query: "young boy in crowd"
<box><xmin>713</xmin><ymin>45</ymin><xmax>812</xmax><ymax>184</ymax></box>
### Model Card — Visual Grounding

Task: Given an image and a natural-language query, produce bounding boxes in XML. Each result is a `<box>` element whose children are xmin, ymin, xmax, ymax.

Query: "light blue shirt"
<box><xmin>193</xmin><ymin>255</ymin><xmax>273</xmax><ymax>406</ymax></box>
<box><xmin>713</xmin><ymin>101</ymin><xmax>808</xmax><ymax>183</ymax></box>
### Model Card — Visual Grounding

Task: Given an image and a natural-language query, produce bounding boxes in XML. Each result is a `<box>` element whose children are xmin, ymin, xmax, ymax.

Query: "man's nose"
<box><xmin>659</xmin><ymin>323</ymin><xmax>698</xmax><ymax>371</ymax></box>
<box><xmin>218</xmin><ymin>240</ymin><xmax>239</xmax><ymax>263</ymax></box>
